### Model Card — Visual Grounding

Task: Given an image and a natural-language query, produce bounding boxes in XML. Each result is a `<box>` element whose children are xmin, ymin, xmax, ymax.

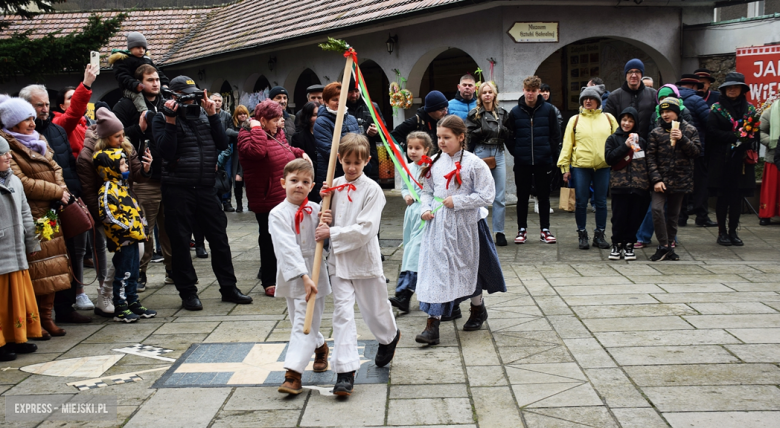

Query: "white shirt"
<box><xmin>327</xmin><ymin>173</ymin><xmax>385</xmax><ymax>279</ymax></box>
<box><xmin>269</xmin><ymin>199</ymin><xmax>331</xmax><ymax>299</ymax></box>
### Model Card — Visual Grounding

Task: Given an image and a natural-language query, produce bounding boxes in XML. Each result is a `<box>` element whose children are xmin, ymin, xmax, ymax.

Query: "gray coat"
<box><xmin>0</xmin><ymin>172</ymin><xmax>41</xmax><ymax>275</ymax></box>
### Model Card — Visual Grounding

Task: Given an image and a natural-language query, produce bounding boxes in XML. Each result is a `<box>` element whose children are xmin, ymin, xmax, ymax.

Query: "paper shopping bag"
<box><xmin>559</xmin><ymin>187</ymin><xmax>576</xmax><ymax>212</ymax></box>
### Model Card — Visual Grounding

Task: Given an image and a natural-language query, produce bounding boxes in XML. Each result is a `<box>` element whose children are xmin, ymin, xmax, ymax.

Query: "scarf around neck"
<box><xmin>0</xmin><ymin>168</ymin><xmax>11</xmax><ymax>187</ymax></box>
<box><xmin>4</xmin><ymin>128</ymin><xmax>47</xmax><ymax>156</ymax></box>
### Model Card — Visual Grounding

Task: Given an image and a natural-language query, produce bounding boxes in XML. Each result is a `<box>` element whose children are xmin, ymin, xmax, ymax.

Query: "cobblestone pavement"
<box><xmin>2</xmin><ymin>191</ymin><xmax>780</xmax><ymax>427</ymax></box>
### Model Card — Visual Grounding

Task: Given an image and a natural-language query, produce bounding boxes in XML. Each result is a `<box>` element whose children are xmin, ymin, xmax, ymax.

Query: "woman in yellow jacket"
<box><xmin>557</xmin><ymin>86</ymin><xmax>618</xmax><ymax>249</ymax></box>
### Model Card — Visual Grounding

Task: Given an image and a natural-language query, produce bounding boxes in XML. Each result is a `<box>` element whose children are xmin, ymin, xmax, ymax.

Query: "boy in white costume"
<box><xmin>269</xmin><ymin>159</ymin><xmax>331</xmax><ymax>395</ymax></box>
<box><xmin>316</xmin><ymin>134</ymin><xmax>400</xmax><ymax>397</ymax></box>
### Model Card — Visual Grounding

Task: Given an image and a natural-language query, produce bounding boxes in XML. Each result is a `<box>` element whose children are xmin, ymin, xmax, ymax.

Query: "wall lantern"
<box><xmin>386</xmin><ymin>34</ymin><xmax>398</xmax><ymax>54</ymax></box>
<box><xmin>268</xmin><ymin>56</ymin><xmax>277</xmax><ymax>71</ymax></box>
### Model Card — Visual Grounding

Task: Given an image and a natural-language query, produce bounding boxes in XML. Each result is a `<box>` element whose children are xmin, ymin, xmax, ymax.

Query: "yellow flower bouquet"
<box><xmin>35</xmin><ymin>209</ymin><xmax>59</xmax><ymax>241</ymax></box>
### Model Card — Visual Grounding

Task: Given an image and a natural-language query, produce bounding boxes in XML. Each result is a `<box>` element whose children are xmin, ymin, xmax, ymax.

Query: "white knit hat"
<box><xmin>0</xmin><ymin>96</ymin><xmax>36</xmax><ymax>129</ymax></box>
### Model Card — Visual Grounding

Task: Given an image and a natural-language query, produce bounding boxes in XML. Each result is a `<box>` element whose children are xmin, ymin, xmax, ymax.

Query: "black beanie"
<box><xmin>269</xmin><ymin>86</ymin><xmax>288</xmax><ymax>99</ymax></box>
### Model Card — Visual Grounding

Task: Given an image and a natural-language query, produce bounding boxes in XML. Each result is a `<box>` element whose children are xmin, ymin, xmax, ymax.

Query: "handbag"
<box><xmin>59</xmin><ymin>197</ymin><xmax>94</xmax><ymax>240</ymax></box>
<box><xmin>558</xmin><ymin>186</ymin><xmax>576</xmax><ymax>212</ymax></box>
<box><xmin>214</xmin><ymin>167</ymin><xmax>231</xmax><ymax>195</ymax></box>
<box><xmin>482</xmin><ymin>157</ymin><xmax>496</xmax><ymax>170</ymax></box>
<box><xmin>744</xmin><ymin>149</ymin><xmax>758</xmax><ymax>165</ymax></box>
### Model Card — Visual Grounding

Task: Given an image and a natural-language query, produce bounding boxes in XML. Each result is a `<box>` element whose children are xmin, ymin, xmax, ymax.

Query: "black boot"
<box><xmin>728</xmin><ymin>230</ymin><xmax>744</xmax><ymax>246</ymax></box>
<box><xmin>389</xmin><ymin>289</ymin><xmax>414</xmax><ymax>313</ymax></box>
<box><xmin>717</xmin><ymin>232</ymin><xmax>732</xmax><ymax>246</ymax></box>
<box><xmin>223</xmin><ymin>201</ymin><xmax>236</xmax><ymax>212</ymax></box>
<box><xmin>593</xmin><ymin>229</ymin><xmax>610</xmax><ymax>249</ymax></box>
<box><xmin>578</xmin><ymin>230</ymin><xmax>590</xmax><ymax>250</ymax></box>
<box><xmin>463</xmin><ymin>303</ymin><xmax>488</xmax><ymax>331</ymax></box>
<box><xmin>235</xmin><ymin>182</ymin><xmax>244</xmax><ymax>213</ymax></box>
<box><xmin>415</xmin><ymin>318</ymin><xmax>440</xmax><ymax>345</ymax></box>
<box><xmin>441</xmin><ymin>305</ymin><xmax>461</xmax><ymax>321</ymax></box>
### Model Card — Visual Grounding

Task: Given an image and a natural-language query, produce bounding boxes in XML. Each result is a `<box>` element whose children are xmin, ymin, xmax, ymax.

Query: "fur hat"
<box><xmin>624</xmin><ymin>58</ymin><xmax>645</xmax><ymax>77</ymax></box>
<box><xmin>579</xmin><ymin>86</ymin><xmax>603</xmax><ymax>107</ymax></box>
<box><xmin>424</xmin><ymin>90</ymin><xmax>448</xmax><ymax>113</ymax></box>
<box><xmin>127</xmin><ymin>32</ymin><xmax>148</xmax><ymax>50</ymax></box>
<box><xmin>96</xmin><ymin>107</ymin><xmax>124</xmax><ymax>139</ymax></box>
<box><xmin>658</xmin><ymin>97</ymin><xmax>682</xmax><ymax>117</ymax></box>
<box><xmin>0</xmin><ymin>96</ymin><xmax>37</xmax><ymax>129</ymax></box>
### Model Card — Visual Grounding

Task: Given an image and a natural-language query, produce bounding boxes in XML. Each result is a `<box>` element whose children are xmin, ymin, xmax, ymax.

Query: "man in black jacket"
<box><xmin>505</xmin><ymin>76</ymin><xmax>561</xmax><ymax>246</ymax></box>
<box><xmin>346</xmin><ymin>82</ymin><xmax>385</xmax><ymax>181</ymax></box>
<box><xmin>604</xmin><ymin>59</ymin><xmax>658</xmax><ymax>141</ymax></box>
<box><xmin>19</xmin><ymin>84</ymin><xmax>92</xmax><ymax>324</ymax></box>
<box><xmin>114</xmin><ymin>64</ymin><xmax>175</xmax><ymax>290</ymax></box>
<box><xmin>152</xmin><ymin>76</ymin><xmax>252</xmax><ymax>311</ymax></box>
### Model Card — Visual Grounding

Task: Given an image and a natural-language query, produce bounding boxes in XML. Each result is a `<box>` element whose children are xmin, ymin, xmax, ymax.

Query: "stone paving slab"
<box><xmin>3</xmin><ymin>192</ymin><xmax>780</xmax><ymax>427</ymax></box>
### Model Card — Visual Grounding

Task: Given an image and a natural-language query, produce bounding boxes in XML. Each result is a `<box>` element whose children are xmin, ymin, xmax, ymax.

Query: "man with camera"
<box><xmin>114</xmin><ymin>64</ymin><xmax>173</xmax><ymax>291</ymax></box>
<box><xmin>152</xmin><ymin>76</ymin><xmax>253</xmax><ymax>310</ymax></box>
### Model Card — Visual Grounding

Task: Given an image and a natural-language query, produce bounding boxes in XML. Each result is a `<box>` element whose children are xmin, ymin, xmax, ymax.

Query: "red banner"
<box><xmin>736</xmin><ymin>45</ymin><xmax>780</xmax><ymax>106</ymax></box>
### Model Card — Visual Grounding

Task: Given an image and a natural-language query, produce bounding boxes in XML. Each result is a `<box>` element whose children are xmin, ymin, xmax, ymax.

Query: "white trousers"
<box><xmin>330</xmin><ymin>275</ymin><xmax>398</xmax><ymax>373</ymax></box>
<box><xmin>284</xmin><ymin>296</ymin><xmax>326</xmax><ymax>374</ymax></box>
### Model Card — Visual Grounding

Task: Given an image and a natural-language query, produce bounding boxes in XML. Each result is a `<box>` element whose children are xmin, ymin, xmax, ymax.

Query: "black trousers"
<box><xmin>515</xmin><ymin>165</ymin><xmax>552</xmax><ymax>230</ymax></box>
<box><xmin>255</xmin><ymin>212</ymin><xmax>277</xmax><ymax>287</ymax></box>
<box><xmin>680</xmin><ymin>156</ymin><xmax>709</xmax><ymax>221</ymax></box>
<box><xmin>716</xmin><ymin>191</ymin><xmax>743</xmax><ymax>233</ymax></box>
<box><xmin>162</xmin><ymin>184</ymin><xmax>237</xmax><ymax>298</ymax></box>
<box><xmin>610</xmin><ymin>192</ymin><xmax>651</xmax><ymax>244</ymax></box>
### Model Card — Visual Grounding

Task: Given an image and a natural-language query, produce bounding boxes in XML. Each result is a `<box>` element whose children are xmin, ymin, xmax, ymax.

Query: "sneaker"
<box><xmin>150</xmin><ymin>253</ymin><xmax>164</xmax><ymax>264</ymax></box>
<box><xmin>650</xmin><ymin>246</ymin><xmax>670</xmax><ymax>262</ymax></box>
<box><xmin>333</xmin><ymin>371</ymin><xmax>355</xmax><ymax>396</ymax></box>
<box><xmin>94</xmin><ymin>287</ymin><xmax>115</xmax><ymax>317</ymax></box>
<box><xmin>375</xmin><ymin>330</ymin><xmax>401</xmax><ymax>367</ymax></box>
<box><xmin>634</xmin><ymin>241</ymin><xmax>649</xmax><ymax>249</ymax></box>
<box><xmin>137</xmin><ymin>272</ymin><xmax>147</xmax><ymax>292</ymax></box>
<box><xmin>113</xmin><ymin>304</ymin><xmax>139</xmax><ymax>323</ymax></box>
<box><xmin>495</xmin><ymin>233</ymin><xmax>507</xmax><ymax>246</ymax></box>
<box><xmin>540</xmin><ymin>229</ymin><xmax>557</xmax><ymax>244</ymax></box>
<box><xmin>74</xmin><ymin>293</ymin><xmax>95</xmax><ymax>310</ymax></box>
<box><xmin>623</xmin><ymin>243</ymin><xmax>636</xmax><ymax>261</ymax></box>
<box><xmin>128</xmin><ymin>301</ymin><xmax>157</xmax><ymax>318</ymax></box>
<box><xmin>665</xmin><ymin>249</ymin><xmax>680</xmax><ymax>261</ymax></box>
<box><xmin>514</xmin><ymin>229</ymin><xmax>527</xmax><ymax>244</ymax></box>
<box><xmin>609</xmin><ymin>243</ymin><xmax>622</xmax><ymax>260</ymax></box>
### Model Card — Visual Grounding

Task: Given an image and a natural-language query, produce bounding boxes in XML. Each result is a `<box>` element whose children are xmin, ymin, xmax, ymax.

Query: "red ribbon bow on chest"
<box><xmin>417</xmin><ymin>155</ymin><xmax>433</xmax><ymax>166</ymax></box>
<box><xmin>444</xmin><ymin>162</ymin><xmax>462</xmax><ymax>189</ymax></box>
<box><xmin>294</xmin><ymin>198</ymin><xmax>313</xmax><ymax>235</ymax></box>
<box><xmin>323</xmin><ymin>183</ymin><xmax>357</xmax><ymax>202</ymax></box>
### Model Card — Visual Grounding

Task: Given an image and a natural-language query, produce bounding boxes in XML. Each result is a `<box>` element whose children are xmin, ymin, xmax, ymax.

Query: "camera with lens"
<box><xmin>161</xmin><ymin>87</ymin><xmax>204</xmax><ymax>120</ymax></box>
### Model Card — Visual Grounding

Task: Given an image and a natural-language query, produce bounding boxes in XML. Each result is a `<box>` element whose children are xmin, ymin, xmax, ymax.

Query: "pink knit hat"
<box><xmin>95</xmin><ymin>107</ymin><xmax>124</xmax><ymax>139</ymax></box>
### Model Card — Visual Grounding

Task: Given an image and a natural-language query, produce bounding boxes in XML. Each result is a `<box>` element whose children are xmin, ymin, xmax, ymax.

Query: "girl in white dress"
<box><xmin>416</xmin><ymin>115</ymin><xmax>505</xmax><ymax>345</ymax></box>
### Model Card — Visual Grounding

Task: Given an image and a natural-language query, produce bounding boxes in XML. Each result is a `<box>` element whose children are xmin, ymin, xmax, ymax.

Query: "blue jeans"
<box><xmin>571</xmin><ymin>167</ymin><xmax>610</xmax><ymax>231</ymax></box>
<box><xmin>636</xmin><ymin>205</ymin><xmax>654</xmax><ymax>244</ymax></box>
<box><xmin>112</xmin><ymin>243</ymin><xmax>140</xmax><ymax>306</ymax></box>
<box><xmin>473</xmin><ymin>145</ymin><xmax>505</xmax><ymax>234</ymax></box>
<box><xmin>221</xmin><ymin>157</ymin><xmax>233</xmax><ymax>202</ymax></box>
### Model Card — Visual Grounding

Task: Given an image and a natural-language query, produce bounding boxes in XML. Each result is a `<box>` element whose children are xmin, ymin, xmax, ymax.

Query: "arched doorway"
<box><xmin>101</xmin><ymin>88</ymin><xmax>123</xmax><ymax>110</ymax></box>
<box><xmin>253</xmin><ymin>75</ymin><xmax>271</xmax><ymax>93</ymax></box>
<box><xmin>219</xmin><ymin>80</ymin><xmax>234</xmax><ymax>113</ymax></box>
<box><xmin>419</xmin><ymin>48</ymin><xmax>479</xmax><ymax>101</ymax></box>
<box><xmin>359</xmin><ymin>60</ymin><xmax>391</xmax><ymax>123</ymax></box>
<box><xmin>293</xmin><ymin>69</ymin><xmax>321</xmax><ymax>113</ymax></box>
<box><xmin>534</xmin><ymin>37</ymin><xmax>663</xmax><ymax>117</ymax></box>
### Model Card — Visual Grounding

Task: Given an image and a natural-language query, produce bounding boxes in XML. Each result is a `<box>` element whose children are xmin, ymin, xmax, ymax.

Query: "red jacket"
<box><xmin>238</xmin><ymin>127</ymin><xmax>303</xmax><ymax>213</ymax></box>
<box><xmin>52</xmin><ymin>83</ymin><xmax>92</xmax><ymax>158</ymax></box>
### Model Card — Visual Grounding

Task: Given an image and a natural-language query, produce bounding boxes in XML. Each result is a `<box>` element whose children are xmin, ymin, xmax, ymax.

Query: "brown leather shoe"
<box><xmin>313</xmin><ymin>343</ymin><xmax>329</xmax><ymax>373</ymax></box>
<box><xmin>37</xmin><ymin>293</ymin><xmax>65</xmax><ymax>337</ymax></box>
<box><xmin>55</xmin><ymin>310</ymin><xmax>92</xmax><ymax>324</ymax></box>
<box><xmin>278</xmin><ymin>370</ymin><xmax>303</xmax><ymax>395</ymax></box>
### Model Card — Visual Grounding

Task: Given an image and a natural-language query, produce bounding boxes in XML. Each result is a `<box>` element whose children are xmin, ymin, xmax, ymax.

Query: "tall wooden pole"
<box><xmin>303</xmin><ymin>55</ymin><xmax>354</xmax><ymax>334</ymax></box>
